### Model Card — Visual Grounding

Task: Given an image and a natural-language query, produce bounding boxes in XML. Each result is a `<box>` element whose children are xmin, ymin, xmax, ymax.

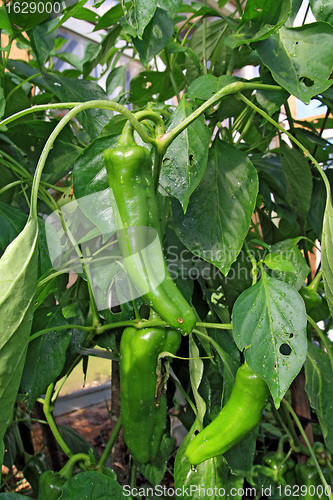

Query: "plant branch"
<box><xmin>98</xmin><ymin>416</ymin><xmax>122</xmax><ymax>468</ymax></box>
<box><xmin>43</xmin><ymin>383</ymin><xmax>73</xmax><ymax>458</ymax></box>
<box><xmin>159</xmin><ymin>83</ymin><xmax>282</xmax><ymax>151</ymax></box>
<box><xmin>283</xmin><ymin>398</ymin><xmax>333</xmax><ymax>499</ymax></box>
<box><xmin>237</xmin><ymin>93</ymin><xmax>332</xmax><ymax>198</ymax></box>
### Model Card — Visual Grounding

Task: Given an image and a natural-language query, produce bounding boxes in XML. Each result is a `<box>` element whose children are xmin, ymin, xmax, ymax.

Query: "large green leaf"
<box><xmin>254</xmin><ymin>23</ymin><xmax>333</xmax><ymax>104</ymax></box>
<box><xmin>42</xmin><ymin>73</ymin><xmax>112</xmax><ymax>140</ymax></box>
<box><xmin>0</xmin><ymin>218</ymin><xmax>38</xmax><ymax>443</ymax></box>
<box><xmin>72</xmin><ymin>135</ymin><xmax>119</xmax><ymax>235</ymax></box>
<box><xmin>122</xmin><ymin>0</ymin><xmax>157</xmax><ymax>38</ymax></box>
<box><xmin>174</xmin><ymin>418</ymin><xmax>244</xmax><ymax>499</ymax></box>
<box><xmin>309</xmin><ymin>0</ymin><xmax>333</xmax><ymax>25</ymax></box>
<box><xmin>21</xmin><ymin>307</ymin><xmax>71</xmax><ymax>411</ymax></box>
<box><xmin>173</xmin><ymin>139</ymin><xmax>258</xmax><ymax>275</ymax></box>
<box><xmin>5</xmin><ymin>120</ymin><xmax>81</xmax><ymax>184</ymax></box>
<box><xmin>232</xmin><ymin>271</ymin><xmax>307</xmax><ymax>408</ymax></box>
<box><xmin>270</xmin><ymin>238</ymin><xmax>310</xmax><ymax>290</ymax></box>
<box><xmin>305</xmin><ymin>342</ymin><xmax>333</xmax><ymax>453</ymax></box>
<box><xmin>59</xmin><ymin>471</ymin><xmax>131</xmax><ymax>499</ymax></box>
<box><xmin>29</xmin><ymin>19</ymin><xmax>58</xmax><ymax>69</ymax></box>
<box><xmin>160</xmin><ymin>96</ymin><xmax>210</xmax><ymax>211</ymax></box>
<box><xmin>280</xmin><ymin>142</ymin><xmax>313</xmax><ymax>220</ymax></box>
<box><xmin>321</xmin><ymin>194</ymin><xmax>333</xmax><ymax>317</ymax></box>
<box><xmin>133</xmin><ymin>7</ymin><xmax>174</xmax><ymax>65</ymax></box>
<box><xmin>225</xmin><ymin>0</ymin><xmax>291</xmax><ymax>48</ymax></box>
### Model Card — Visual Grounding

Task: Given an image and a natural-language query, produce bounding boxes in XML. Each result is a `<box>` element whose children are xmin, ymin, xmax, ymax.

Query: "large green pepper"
<box><xmin>185</xmin><ymin>362</ymin><xmax>269</xmax><ymax>465</ymax></box>
<box><xmin>120</xmin><ymin>325</ymin><xmax>181</xmax><ymax>464</ymax></box>
<box><xmin>103</xmin><ymin>123</ymin><xmax>196</xmax><ymax>335</ymax></box>
<box><xmin>37</xmin><ymin>453</ymin><xmax>91</xmax><ymax>500</ymax></box>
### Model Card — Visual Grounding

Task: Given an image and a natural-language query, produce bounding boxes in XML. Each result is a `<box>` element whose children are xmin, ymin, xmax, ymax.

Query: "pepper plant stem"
<box><xmin>283</xmin><ymin>398</ymin><xmax>333</xmax><ymax>500</ymax></box>
<box><xmin>43</xmin><ymin>383</ymin><xmax>73</xmax><ymax>458</ymax></box>
<box><xmin>98</xmin><ymin>416</ymin><xmax>122</xmax><ymax>468</ymax></box>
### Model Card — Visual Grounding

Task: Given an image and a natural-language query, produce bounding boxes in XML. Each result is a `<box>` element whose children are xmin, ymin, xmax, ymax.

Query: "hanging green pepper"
<box><xmin>103</xmin><ymin>122</ymin><xmax>196</xmax><ymax>335</ymax></box>
<box><xmin>299</xmin><ymin>271</ymin><xmax>322</xmax><ymax>312</ymax></box>
<box><xmin>120</xmin><ymin>325</ymin><xmax>181</xmax><ymax>464</ymax></box>
<box><xmin>37</xmin><ymin>453</ymin><xmax>91</xmax><ymax>500</ymax></box>
<box><xmin>185</xmin><ymin>362</ymin><xmax>269</xmax><ymax>465</ymax></box>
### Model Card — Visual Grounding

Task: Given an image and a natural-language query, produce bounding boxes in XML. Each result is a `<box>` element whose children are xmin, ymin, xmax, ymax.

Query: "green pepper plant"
<box><xmin>0</xmin><ymin>0</ymin><xmax>333</xmax><ymax>498</ymax></box>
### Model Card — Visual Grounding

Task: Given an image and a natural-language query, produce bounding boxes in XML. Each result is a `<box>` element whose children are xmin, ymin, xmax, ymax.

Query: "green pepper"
<box><xmin>23</xmin><ymin>453</ymin><xmax>48</xmax><ymax>495</ymax></box>
<box><xmin>103</xmin><ymin>123</ymin><xmax>196</xmax><ymax>335</ymax></box>
<box><xmin>120</xmin><ymin>325</ymin><xmax>181</xmax><ymax>464</ymax></box>
<box><xmin>185</xmin><ymin>362</ymin><xmax>269</xmax><ymax>465</ymax></box>
<box><xmin>38</xmin><ymin>470</ymin><xmax>66</xmax><ymax>500</ymax></box>
<box><xmin>37</xmin><ymin>453</ymin><xmax>91</xmax><ymax>500</ymax></box>
<box><xmin>263</xmin><ymin>435</ymin><xmax>295</xmax><ymax>476</ymax></box>
<box><xmin>299</xmin><ymin>271</ymin><xmax>322</xmax><ymax>312</ymax></box>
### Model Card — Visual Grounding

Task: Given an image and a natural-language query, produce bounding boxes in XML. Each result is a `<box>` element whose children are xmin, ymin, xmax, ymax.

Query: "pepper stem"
<box><xmin>59</xmin><ymin>453</ymin><xmax>91</xmax><ymax>480</ymax></box>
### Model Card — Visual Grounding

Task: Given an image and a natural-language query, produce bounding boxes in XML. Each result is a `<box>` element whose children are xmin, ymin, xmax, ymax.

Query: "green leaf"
<box><xmin>0</xmin><ymin>202</ymin><xmax>28</xmax><ymax>256</ymax></box>
<box><xmin>224</xmin><ymin>427</ymin><xmax>259</xmax><ymax>481</ymax></box>
<box><xmin>232</xmin><ymin>271</ymin><xmax>307</xmax><ymax>408</ymax></box>
<box><xmin>187</xmin><ymin>74</ymin><xmax>238</xmax><ymax>103</ymax></box>
<box><xmin>158</xmin><ymin>0</ymin><xmax>182</xmax><ymax>18</ymax></box>
<box><xmin>305</xmin><ymin>342</ymin><xmax>333</xmax><ymax>453</ymax></box>
<box><xmin>72</xmin><ymin>135</ymin><xmax>119</xmax><ymax>235</ymax></box>
<box><xmin>264</xmin><ymin>252</ymin><xmax>297</xmax><ymax>273</ymax></box>
<box><xmin>138</xmin><ymin>434</ymin><xmax>174</xmax><ymax>486</ymax></box>
<box><xmin>309</xmin><ymin>0</ymin><xmax>333</xmax><ymax>25</ymax></box>
<box><xmin>280</xmin><ymin>141</ymin><xmax>313</xmax><ymax>220</ymax></box>
<box><xmin>0</xmin><ymin>218</ymin><xmax>38</xmax><ymax>443</ymax></box>
<box><xmin>189</xmin><ymin>334</ymin><xmax>206</xmax><ymax>426</ymax></box>
<box><xmin>160</xmin><ymin>96</ymin><xmax>210</xmax><ymax>211</ymax></box>
<box><xmin>174</xmin><ymin>418</ymin><xmax>244</xmax><ymax>499</ymax></box>
<box><xmin>270</xmin><ymin>238</ymin><xmax>310</xmax><ymax>290</ymax></box>
<box><xmin>129</xmin><ymin>68</ymin><xmax>185</xmax><ymax>106</ymax></box>
<box><xmin>7</xmin><ymin>0</ymin><xmax>55</xmax><ymax>30</ymax></box>
<box><xmin>0</xmin><ymin>494</ymin><xmax>28</xmax><ymax>499</ymax></box>
<box><xmin>29</xmin><ymin>19</ymin><xmax>57</xmax><ymax>69</ymax></box>
<box><xmin>106</xmin><ymin>66</ymin><xmax>127</xmax><ymax>96</ymax></box>
<box><xmin>321</xmin><ymin>194</ymin><xmax>333</xmax><ymax>317</ymax></box>
<box><xmin>58</xmin><ymin>471</ymin><xmax>131</xmax><ymax>499</ymax></box>
<box><xmin>0</xmin><ymin>5</ymin><xmax>13</xmax><ymax>33</ymax></box>
<box><xmin>42</xmin><ymin>73</ymin><xmax>112</xmax><ymax>139</ymax></box>
<box><xmin>133</xmin><ymin>7</ymin><xmax>174</xmax><ymax>65</ymax></box>
<box><xmin>225</xmin><ymin>0</ymin><xmax>291</xmax><ymax>48</ymax></box>
<box><xmin>173</xmin><ymin>139</ymin><xmax>258</xmax><ymax>275</ymax></box>
<box><xmin>123</xmin><ymin>0</ymin><xmax>157</xmax><ymax>38</ymax></box>
<box><xmin>5</xmin><ymin>120</ymin><xmax>81</xmax><ymax>184</ymax></box>
<box><xmin>0</xmin><ymin>87</ymin><xmax>5</xmax><ymax>121</ymax></box>
<box><xmin>3</xmin><ymin>73</ymin><xmax>31</xmax><ymax>121</ymax></box>
<box><xmin>20</xmin><ymin>307</ymin><xmax>71</xmax><ymax>411</ymax></box>
<box><xmin>254</xmin><ymin>23</ymin><xmax>333</xmax><ymax>104</ymax></box>
<box><xmin>93</xmin><ymin>2</ymin><xmax>123</xmax><ymax>31</ymax></box>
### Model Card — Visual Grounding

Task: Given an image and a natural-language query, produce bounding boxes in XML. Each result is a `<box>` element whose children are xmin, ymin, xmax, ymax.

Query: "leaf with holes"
<box><xmin>232</xmin><ymin>271</ymin><xmax>307</xmax><ymax>408</ymax></box>
<box><xmin>254</xmin><ymin>23</ymin><xmax>333</xmax><ymax>104</ymax></box>
<box><xmin>160</xmin><ymin>96</ymin><xmax>210</xmax><ymax>211</ymax></box>
<box><xmin>173</xmin><ymin>138</ymin><xmax>258</xmax><ymax>274</ymax></box>
<box><xmin>321</xmin><ymin>195</ymin><xmax>333</xmax><ymax>317</ymax></box>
